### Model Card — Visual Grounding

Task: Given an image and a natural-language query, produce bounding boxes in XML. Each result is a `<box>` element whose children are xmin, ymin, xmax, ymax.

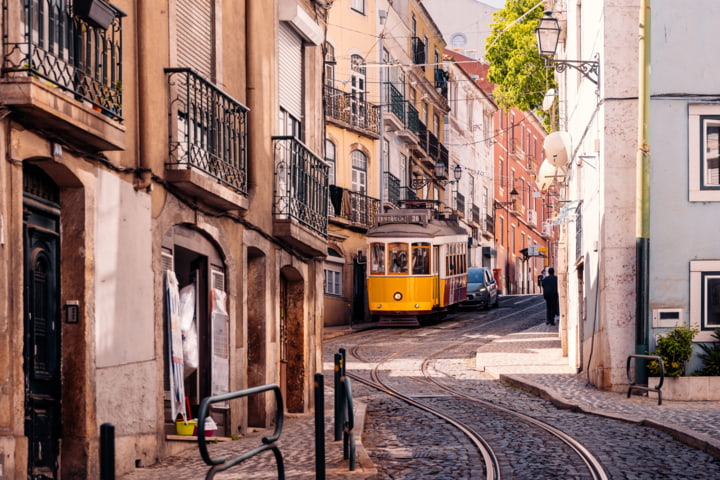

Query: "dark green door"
<box><xmin>24</xmin><ymin>195</ymin><xmax>61</xmax><ymax>480</ymax></box>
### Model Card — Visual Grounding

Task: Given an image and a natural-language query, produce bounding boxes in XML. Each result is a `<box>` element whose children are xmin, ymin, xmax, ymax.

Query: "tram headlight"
<box><xmin>393</xmin><ymin>292</ymin><xmax>403</xmax><ymax>301</ymax></box>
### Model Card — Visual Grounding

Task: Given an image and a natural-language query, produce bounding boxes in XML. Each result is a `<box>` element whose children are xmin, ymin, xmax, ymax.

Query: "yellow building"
<box><xmin>323</xmin><ymin>0</ymin><xmax>449</xmax><ymax>326</ymax></box>
<box><xmin>0</xmin><ymin>0</ymin><xmax>328</xmax><ymax>477</ymax></box>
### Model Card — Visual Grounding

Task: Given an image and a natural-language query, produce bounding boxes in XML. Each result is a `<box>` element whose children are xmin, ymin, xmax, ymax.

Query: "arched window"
<box><xmin>325</xmin><ymin>139</ymin><xmax>336</xmax><ymax>184</ymax></box>
<box><xmin>351</xmin><ymin>150</ymin><xmax>367</xmax><ymax>194</ymax></box>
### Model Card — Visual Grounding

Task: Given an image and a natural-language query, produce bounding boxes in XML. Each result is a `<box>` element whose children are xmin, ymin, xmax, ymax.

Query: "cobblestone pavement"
<box><xmin>121</xmin><ymin>307</ymin><xmax>720</xmax><ymax>479</ymax></box>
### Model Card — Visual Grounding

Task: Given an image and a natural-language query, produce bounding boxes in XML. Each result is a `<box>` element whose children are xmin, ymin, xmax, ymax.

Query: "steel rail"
<box><xmin>340</xmin><ymin>296</ymin><xmax>608</xmax><ymax>480</ymax></box>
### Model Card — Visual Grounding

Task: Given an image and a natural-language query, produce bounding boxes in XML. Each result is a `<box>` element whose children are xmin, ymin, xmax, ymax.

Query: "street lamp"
<box><xmin>411</xmin><ymin>162</ymin><xmax>462</xmax><ymax>190</ymax></box>
<box><xmin>535</xmin><ymin>11</ymin><xmax>599</xmax><ymax>85</ymax></box>
<box><xmin>494</xmin><ymin>187</ymin><xmax>519</xmax><ymax>208</ymax></box>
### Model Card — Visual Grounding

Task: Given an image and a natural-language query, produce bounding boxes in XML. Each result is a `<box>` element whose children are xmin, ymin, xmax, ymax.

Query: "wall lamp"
<box><xmin>494</xmin><ymin>187</ymin><xmax>519</xmax><ymax>208</ymax></box>
<box><xmin>411</xmin><ymin>162</ymin><xmax>462</xmax><ymax>190</ymax></box>
<box><xmin>535</xmin><ymin>11</ymin><xmax>599</xmax><ymax>85</ymax></box>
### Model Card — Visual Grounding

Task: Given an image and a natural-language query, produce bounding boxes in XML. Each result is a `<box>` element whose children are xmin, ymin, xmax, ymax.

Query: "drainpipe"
<box><xmin>635</xmin><ymin>0</ymin><xmax>651</xmax><ymax>360</ymax></box>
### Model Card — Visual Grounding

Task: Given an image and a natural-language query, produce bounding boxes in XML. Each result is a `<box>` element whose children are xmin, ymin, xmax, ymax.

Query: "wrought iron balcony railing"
<box><xmin>485</xmin><ymin>214</ymin><xmax>495</xmax><ymax>235</ymax></box>
<box><xmin>328</xmin><ymin>185</ymin><xmax>379</xmax><ymax>229</ymax></box>
<box><xmin>384</xmin><ymin>171</ymin><xmax>400</xmax><ymax>206</ymax></box>
<box><xmin>400</xmin><ymin>186</ymin><xmax>418</xmax><ymax>202</ymax></box>
<box><xmin>456</xmin><ymin>192</ymin><xmax>465</xmax><ymax>216</ymax></box>
<box><xmin>472</xmin><ymin>204</ymin><xmax>481</xmax><ymax>224</ymax></box>
<box><xmin>2</xmin><ymin>0</ymin><xmax>125</xmax><ymax>120</ymax></box>
<box><xmin>165</xmin><ymin>68</ymin><xmax>249</xmax><ymax>195</ymax></box>
<box><xmin>273</xmin><ymin>136</ymin><xmax>329</xmax><ymax>238</ymax></box>
<box><xmin>386</xmin><ymin>83</ymin><xmax>405</xmax><ymax>123</ymax></box>
<box><xmin>324</xmin><ymin>84</ymin><xmax>380</xmax><ymax>135</ymax></box>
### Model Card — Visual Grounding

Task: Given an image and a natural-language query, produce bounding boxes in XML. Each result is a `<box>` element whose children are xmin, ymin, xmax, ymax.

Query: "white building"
<box><xmin>551</xmin><ymin>0</ymin><xmax>720</xmax><ymax>391</ymax></box>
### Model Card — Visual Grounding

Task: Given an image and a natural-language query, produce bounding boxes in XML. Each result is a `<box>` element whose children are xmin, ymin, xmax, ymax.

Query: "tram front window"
<box><xmin>412</xmin><ymin>243</ymin><xmax>430</xmax><ymax>274</ymax></box>
<box><xmin>389</xmin><ymin>243</ymin><xmax>409</xmax><ymax>274</ymax></box>
<box><xmin>371</xmin><ymin>243</ymin><xmax>385</xmax><ymax>274</ymax></box>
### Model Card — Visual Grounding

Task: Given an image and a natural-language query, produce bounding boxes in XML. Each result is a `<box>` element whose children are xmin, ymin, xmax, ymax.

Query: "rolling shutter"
<box><xmin>177</xmin><ymin>0</ymin><xmax>213</xmax><ymax>79</ymax></box>
<box><xmin>278</xmin><ymin>22</ymin><xmax>303</xmax><ymax>120</ymax></box>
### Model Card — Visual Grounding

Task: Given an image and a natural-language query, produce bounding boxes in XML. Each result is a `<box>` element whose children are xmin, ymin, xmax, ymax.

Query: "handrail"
<box><xmin>626</xmin><ymin>354</ymin><xmax>665</xmax><ymax>405</ymax></box>
<box><xmin>197</xmin><ymin>384</ymin><xmax>285</xmax><ymax>479</ymax></box>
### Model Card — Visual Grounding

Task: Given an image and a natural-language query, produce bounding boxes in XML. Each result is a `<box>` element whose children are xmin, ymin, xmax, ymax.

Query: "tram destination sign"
<box><xmin>376</xmin><ymin>209</ymin><xmax>430</xmax><ymax>226</ymax></box>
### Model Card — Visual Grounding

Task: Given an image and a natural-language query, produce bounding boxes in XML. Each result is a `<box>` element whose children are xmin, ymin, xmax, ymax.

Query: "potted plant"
<box><xmin>647</xmin><ymin>325</ymin><xmax>697</xmax><ymax>377</ymax></box>
<box><xmin>74</xmin><ymin>0</ymin><xmax>116</xmax><ymax>30</ymax></box>
<box><xmin>697</xmin><ymin>328</ymin><xmax>720</xmax><ymax>376</ymax></box>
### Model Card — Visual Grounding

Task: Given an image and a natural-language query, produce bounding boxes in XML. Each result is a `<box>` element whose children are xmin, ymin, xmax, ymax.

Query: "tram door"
<box><xmin>433</xmin><ymin>245</ymin><xmax>440</xmax><ymax>305</ymax></box>
<box><xmin>24</xmin><ymin>197</ymin><xmax>62</xmax><ymax>480</ymax></box>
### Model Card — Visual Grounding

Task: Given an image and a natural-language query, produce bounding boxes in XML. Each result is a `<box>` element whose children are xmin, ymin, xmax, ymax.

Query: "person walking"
<box><xmin>542</xmin><ymin>267</ymin><xmax>559</xmax><ymax>326</ymax></box>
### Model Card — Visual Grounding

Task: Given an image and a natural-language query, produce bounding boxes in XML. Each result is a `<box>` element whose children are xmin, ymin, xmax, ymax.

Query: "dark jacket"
<box><xmin>542</xmin><ymin>274</ymin><xmax>558</xmax><ymax>299</ymax></box>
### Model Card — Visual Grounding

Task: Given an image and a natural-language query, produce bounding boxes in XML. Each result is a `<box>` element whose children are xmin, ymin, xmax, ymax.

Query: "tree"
<box><xmin>485</xmin><ymin>0</ymin><xmax>556</xmax><ymax>118</ymax></box>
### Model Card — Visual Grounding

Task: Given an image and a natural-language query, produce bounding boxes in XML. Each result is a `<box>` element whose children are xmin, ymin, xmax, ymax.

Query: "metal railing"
<box><xmin>328</xmin><ymin>185</ymin><xmax>379</xmax><ymax>229</ymax></box>
<box><xmin>273</xmin><ymin>136</ymin><xmax>329</xmax><ymax>238</ymax></box>
<box><xmin>2</xmin><ymin>0</ymin><xmax>125</xmax><ymax>120</ymax></box>
<box><xmin>197</xmin><ymin>385</ymin><xmax>285</xmax><ymax>479</ymax></box>
<box><xmin>485</xmin><ymin>214</ymin><xmax>495</xmax><ymax>235</ymax></box>
<box><xmin>627</xmin><ymin>354</ymin><xmax>665</xmax><ymax>405</ymax></box>
<box><xmin>385</xmin><ymin>171</ymin><xmax>400</xmax><ymax>206</ymax></box>
<box><xmin>386</xmin><ymin>83</ymin><xmax>405</xmax><ymax>123</ymax></box>
<box><xmin>472</xmin><ymin>204</ymin><xmax>481</xmax><ymax>224</ymax></box>
<box><xmin>456</xmin><ymin>192</ymin><xmax>465</xmax><ymax>216</ymax></box>
<box><xmin>400</xmin><ymin>186</ymin><xmax>418</xmax><ymax>202</ymax></box>
<box><xmin>166</xmin><ymin>68</ymin><xmax>249</xmax><ymax>194</ymax></box>
<box><xmin>324</xmin><ymin>84</ymin><xmax>380</xmax><ymax>135</ymax></box>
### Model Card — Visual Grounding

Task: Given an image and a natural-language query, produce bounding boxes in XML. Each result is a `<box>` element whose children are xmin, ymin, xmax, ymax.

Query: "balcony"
<box><xmin>328</xmin><ymin>185</ymin><xmax>379</xmax><ymax>230</ymax></box>
<box><xmin>410</xmin><ymin>120</ymin><xmax>448</xmax><ymax>169</ymax></box>
<box><xmin>471</xmin><ymin>204</ymin><xmax>481</xmax><ymax>225</ymax></box>
<box><xmin>456</xmin><ymin>192</ymin><xmax>465</xmax><ymax>217</ymax></box>
<box><xmin>384</xmin><ymin>171</ymin><xmax>400</xmax><ymax>206</ymax></box>
<box><xmin>324</xmin><ymin>85</ymin><xmax>380</xmax><ymax>137</ymax></box>
<box><xmin>273</xmin><ymin>136</ymin><xmax>329</xmax><ymax>256</ymax></box>
<box><xmin>1</xmin><ymin>0</ymin><xmax>125</xmax><ymax>151</ymax></box>
<box><xmin>485</xmin><ymin>214</ymin><xmax>495</xmax><ymax>236</ymax></box>
<box><xmin>165</xmin><ymin>68</ymin><xmax>249</xmax><ymax>211</ymax></box>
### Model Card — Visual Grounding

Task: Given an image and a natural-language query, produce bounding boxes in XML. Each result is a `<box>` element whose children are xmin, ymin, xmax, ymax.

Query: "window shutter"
<box><xmin>211</xmin><ymin>266</ymin><xmax>225</xmax><ymax>291</ymax></box>
<box><xmin>278</xmin><ymin>22</ymin><xmax>303</xmax><ymax>120</ymax></box>
<box><xmin>177</xmin><ymin>0</ymin><xmax>213</xmax><ymax>80</ymax></box>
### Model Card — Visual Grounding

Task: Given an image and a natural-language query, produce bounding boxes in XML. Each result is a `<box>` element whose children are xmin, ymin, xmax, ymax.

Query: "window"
<box><xmin>324</xmin><ymin>268</ymin><xmax>342</xmax><ymax>295</ymax></box>
<box><xmin>351</xmin><ymin>0</ymin><xmax>365</xmax><ymax>14</ymax></box>
<box><xmin>689</xmin><ymin>105</ymin><xmax>720</xmax><ymax>201</ymax></box>
<box><xmin>388</xmin><ymin>242</ymin><xmax>409</xmax><ymax>274</ymax></box>
<box><xmin>325</xmin><ymin>140</ymin><xmax>336</xmax><ymax>184</ymax></box>
<box><xmin>691</xmin><ymin>260</ymin><xmax>720</xmax><ymax>341</ymax></box>
<box><xmin>351</xmin><ymin>150</ymin><xmax>367</xmax><ymax>193</ymax></box>
<box><xmin>412</xmin><ymin>243</ymin><xmax>431</xmax><ymax>274</ymax></box>
<box><xmin>351</xmin><ymin>55</ymin><xmax>367</xmax><ymax>122</ymax></box>
<box><xmin>370</xmin><ymin>243</ymin><xmax>386</xmax><ymax>275</ymax></box>
<box><xmin>324</xmin><ymin>42</ymin><xmax>335</xmax><ymax>87</ymax></box>
<box><xmin>450</xmin><ymin>33</ymin><xmax>467</xmax><ymax>50</ymax></box>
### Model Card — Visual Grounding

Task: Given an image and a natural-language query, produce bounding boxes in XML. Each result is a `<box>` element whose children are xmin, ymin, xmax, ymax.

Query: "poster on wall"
<box><xmin>211</xmin><ymin>288</ymin><xmax>230</xmax><ymax>407</ymax></box>
<box><xmin>165</xmin><ymin>270</ymin><xmax>187</xmax><ymax>422</ymax></box>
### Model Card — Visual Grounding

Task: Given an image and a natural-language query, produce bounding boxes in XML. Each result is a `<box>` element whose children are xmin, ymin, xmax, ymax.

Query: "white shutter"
<box><xmin>177</xmin><ymin>0</ymin><xmax>213</xmax><ymax>79</ymax></box>
<box><xmin>278</xmin><ymin>22</ymin><xmax>303</xmax><ymax>120</ymax></box>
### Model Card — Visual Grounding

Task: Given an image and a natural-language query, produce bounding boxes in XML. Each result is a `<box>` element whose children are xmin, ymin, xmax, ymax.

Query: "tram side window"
<box><xmin>388</xmin><ymin>242</ymin><xmax>409</xmax><ymax>274</ymax></box>
<box><xmin>412</xmin><ymin>243</ymin><xmax>430</xmax><ymax>274</ymax></box>
<box><xmin>371</xmin><ymin>243</ymin><xmax>385</xmax><ymax>275</ymax></box>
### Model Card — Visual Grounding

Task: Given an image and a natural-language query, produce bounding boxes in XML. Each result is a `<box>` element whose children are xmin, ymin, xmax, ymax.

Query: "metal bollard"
<box><xmin>314</xmin><ymin>373</ymin><xmax>326</xmax><ymax>480</ymax></box>
<box><xmin>100</xmin><ymin>423</ymin><xmax>115</xmax><ymax>480</ymax></box>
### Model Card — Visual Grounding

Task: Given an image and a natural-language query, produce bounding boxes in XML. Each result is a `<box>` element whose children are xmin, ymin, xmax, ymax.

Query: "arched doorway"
<box><xmin>23</xmin><ymin>164</ymin><xmax>62</xmax><ymax>479</ymax></box>
<box><xmin>280</xmin><ymin>266</ymin><xmax>305</xmax><ymax>414</ymax></box>
<box><xmin>247</xmin><ymin>247</ymin><xmax>267</xmax><ymax>426</ymax></box>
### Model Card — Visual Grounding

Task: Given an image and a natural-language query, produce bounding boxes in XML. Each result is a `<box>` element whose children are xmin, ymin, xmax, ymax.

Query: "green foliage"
<box><xmin>485</xmin><ymin>0</ymin><xmax>556</xmax><ymax>126</ymax></box>
<box><xmin>698</xmin><ymin>328</ymin><xmax>720</xmax><ymax>376</ymax></box>
<box><xmin>647</xmin><ymin>326</ymin><xmax>698</xmax><ymax>377</ymax></box>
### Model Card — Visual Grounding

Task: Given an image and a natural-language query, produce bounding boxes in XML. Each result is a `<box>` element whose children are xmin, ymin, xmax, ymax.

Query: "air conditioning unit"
<box><xmin>542</xmin><ymin>221</ymin><xmax>553</xmax><ymax>236</ymax></box>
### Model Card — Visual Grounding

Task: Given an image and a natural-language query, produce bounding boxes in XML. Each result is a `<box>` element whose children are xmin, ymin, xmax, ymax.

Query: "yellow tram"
<box><xmin>366</xmin><ymin>207</ymin><xmax>468</xmax><ymax>326</ymax></box>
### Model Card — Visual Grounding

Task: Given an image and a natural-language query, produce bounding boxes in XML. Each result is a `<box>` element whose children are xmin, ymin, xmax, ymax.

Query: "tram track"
<box><xmin>329</xmin><ymin>297</ymin><xmax>609</xmax><ymax>479</ymax></box>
